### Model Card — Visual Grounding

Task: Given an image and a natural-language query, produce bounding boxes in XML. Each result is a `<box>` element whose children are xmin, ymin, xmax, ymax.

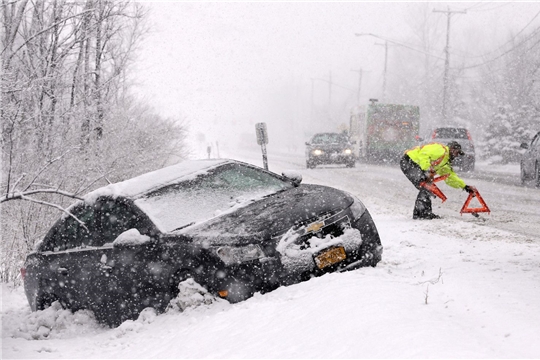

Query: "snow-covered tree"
<box><xmin>1</xmin><ymin>1</ymin><xmax>189</xmax><ymax>283</ymax></box>
<box><xmin>478</xmin><ymin>28</ymin><xmax>540</xmax><ymax>163</ymax></box>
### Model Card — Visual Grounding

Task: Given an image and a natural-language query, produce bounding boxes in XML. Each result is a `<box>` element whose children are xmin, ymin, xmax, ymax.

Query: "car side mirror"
<box><xmin>113</xmin><ymin>228</ymin><xmax>155</xmax><ymax>248</ymax></box>
<box><xmin>520</xmin><ymin>142</ymin><xmax>529</xmax><ymax>149</ymax></box>
<box><xmin>305</xmin><ymin>142</ymin><xmax>310</xmax><ymax>146</ymax></box>
<box><xmin>282</xmin><ymin>170</ymin><xmax>302</xmax><ymax>186</ymax></box>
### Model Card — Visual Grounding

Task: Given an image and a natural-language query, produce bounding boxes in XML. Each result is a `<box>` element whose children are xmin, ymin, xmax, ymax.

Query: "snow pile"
<box><xmin>112</xmin><ymin>228</ymin><xmax>152</xmax><ymax>246</ymax></box>
<box><xmin>3</xmin><ymin>301</ymin><xmax>103</xmax><ymax>340</ymax></box>
<box><xmin>2</xmin><ymin>278</ymin><xmax>228</xmax><ymax>342</ymax></box>
<box><xmin>111</xmin><ymin>308</ymin><xmax>158</xmax><ymax>338</ymax></box>
<box><xmin>166</xmin><ymin>278</ymin><xmax>228</xmax><ymax>312</ymax></box>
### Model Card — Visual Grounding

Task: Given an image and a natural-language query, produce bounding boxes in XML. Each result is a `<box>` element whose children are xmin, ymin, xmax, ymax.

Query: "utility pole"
<box><xmin>375</xmin><ymin>41</ymin><xmax>388</xmax><ymax>101</ymax></box>
<box><xmin>310</xmin><ymin>78</ymin><xmax>314</xmax><ymax>124</ymax></box>
<box><xmin>328</xmin><ymin>70</ymin><xmax>332</xmax><ymax>109</ymax></box>
<box><xmin>433</xmin><ymin>6</ymin><xmax>466</xmax><ymax>121</ymax></box>
<box><xmin>351</xmin><ymin>68</ymin><xmax>363</xmax><ymax>104</ymax></box>
<box><xmin>311</xmin><ymin>75</ymin><xmax>354</xmax><ymax>123</ymax></box>
<box><xmin>351</xmin><ymin>68</ymin><xmax>371</xmax><ymax>105</ymax></box>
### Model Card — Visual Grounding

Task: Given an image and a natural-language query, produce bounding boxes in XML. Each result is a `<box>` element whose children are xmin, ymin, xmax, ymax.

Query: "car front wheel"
<box><xmin>36</xmin><ymin>292</ymin><xmax>59</xmax><ymax>310</ymax></box>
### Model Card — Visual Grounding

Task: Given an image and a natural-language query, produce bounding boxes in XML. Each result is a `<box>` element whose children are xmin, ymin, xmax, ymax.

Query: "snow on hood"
<box><xmin>83</xmin><ymin>159</ymin><xmax>230</xmax><ymax>204</ymax></box>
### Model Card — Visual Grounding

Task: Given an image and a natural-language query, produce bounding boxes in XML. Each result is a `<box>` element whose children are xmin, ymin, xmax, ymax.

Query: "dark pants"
<box><xmin>400</xmin><ymin>154</ymin><xmax>434</xmax><ymax>218</ymax></box>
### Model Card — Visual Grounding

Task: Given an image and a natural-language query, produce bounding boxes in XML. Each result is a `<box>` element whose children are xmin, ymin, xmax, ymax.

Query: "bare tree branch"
<box><xmin>22</xmin><ymin>147</ymin><xmax>78</xmax><ymax>192</ymax></box>
<box><xmin>1</xmin><ymin>189</ymin><xmax>84</xmax><ymax>203</ymax></box>
<box><xmin>17</xmin><ymin>194</ymin><xmax>88</xmax><ymax>232</ymax></box>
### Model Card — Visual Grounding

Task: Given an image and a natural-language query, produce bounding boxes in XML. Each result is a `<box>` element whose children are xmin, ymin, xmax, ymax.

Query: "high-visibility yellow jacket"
<box><xmin>406</xmin><ymin>142</ymin><xmax>466</xmax><ymax>189</ymax></box>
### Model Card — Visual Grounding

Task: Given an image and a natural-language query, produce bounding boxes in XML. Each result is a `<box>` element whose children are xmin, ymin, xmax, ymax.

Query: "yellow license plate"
<box><xmin>315</xmin><ymin>246</ymin><xmax>346</xmax><ymax>269</ymax></box>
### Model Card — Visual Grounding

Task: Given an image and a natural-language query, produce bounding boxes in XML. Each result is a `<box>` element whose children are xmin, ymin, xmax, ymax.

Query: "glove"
<box><xmin>464</xmin><ymin>185</ymin><xmax>475</xmax><ymax>194</ymax></box>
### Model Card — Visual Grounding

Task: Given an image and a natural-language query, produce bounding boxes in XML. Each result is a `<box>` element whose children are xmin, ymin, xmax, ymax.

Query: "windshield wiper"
<box><xmin>171</xmin><ymin>222</ymin><xmax>195</xmax><ymax>232</ymax></box>
<box><xmin>262</xmin><ymin>188</ymin><xmax>289</xmax><ymax>198</ymax></box>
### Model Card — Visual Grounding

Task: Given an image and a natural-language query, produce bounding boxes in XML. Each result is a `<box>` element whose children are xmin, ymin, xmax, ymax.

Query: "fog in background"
<box><xmin>131</xmin><ymin>2</ymin><xmax>540</xmax><ymax>159</ymax></box>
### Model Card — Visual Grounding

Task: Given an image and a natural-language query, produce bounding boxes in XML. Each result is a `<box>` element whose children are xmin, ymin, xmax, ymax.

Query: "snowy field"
<box><xmin>2</xmin><ymin>152</ymin><xmax>540</xmax><ymax>359</ymax></box>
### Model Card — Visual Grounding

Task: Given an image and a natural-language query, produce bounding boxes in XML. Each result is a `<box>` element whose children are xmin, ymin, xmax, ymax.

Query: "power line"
<box><xmin>355</xmin><ymin>33</ymin><xmax>446</xmax><ymax>61</ymax></box>
<box><xmin>459</xmin><ymin>26</ymin><xmax>540</xmax><ymax>70</ymax></box>
<box><xmin>464</xmin><ymin>2</ymin><xmax>516</xmax><ymax>13</ymax></box>
<box><xmin>451</xmin><ymin>9</ymin><xmax>540</xmax><ymax>60</ymax></box>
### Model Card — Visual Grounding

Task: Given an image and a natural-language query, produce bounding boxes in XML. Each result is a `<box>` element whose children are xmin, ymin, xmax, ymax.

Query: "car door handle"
<box><xmin>99</xmin><ymin>264</ymin><xmax>113</xmax><ymax>274</ymax></box>
<box><xmin>57</xmin><ymin>267</ymin><xmax>68</xmax><ymax>275</ymax></box>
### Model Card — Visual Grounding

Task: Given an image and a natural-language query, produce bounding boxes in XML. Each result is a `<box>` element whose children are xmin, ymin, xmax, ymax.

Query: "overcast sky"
<box><xmin>131</xmin><ymin>1</ymin><xmax>540</xmax><ymax>158</ymax></box>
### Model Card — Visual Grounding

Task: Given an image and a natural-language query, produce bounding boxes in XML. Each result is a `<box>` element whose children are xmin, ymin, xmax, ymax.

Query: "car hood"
<box><xmin>178</xmin><ymin>184</ymin><xmax>354</xmax><ymax>246</ymax></box>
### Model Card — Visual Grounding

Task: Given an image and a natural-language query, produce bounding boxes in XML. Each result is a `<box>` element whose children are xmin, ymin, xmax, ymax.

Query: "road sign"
<box><xmin>255</xmin><ymin>122</ymin><xmax>269</xmax><ymax>170</ymax></box>
<box><xmin>255</xmin><ymin>122</ymin><xmax>268</xmax><ymax>145</ymax></box>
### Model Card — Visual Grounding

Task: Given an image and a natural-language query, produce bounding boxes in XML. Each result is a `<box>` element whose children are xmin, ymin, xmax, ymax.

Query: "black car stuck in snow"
<box><xmin>22</xmin><ymin>159</ymin><xmax>382</xmax><ymax>326</ymax></box>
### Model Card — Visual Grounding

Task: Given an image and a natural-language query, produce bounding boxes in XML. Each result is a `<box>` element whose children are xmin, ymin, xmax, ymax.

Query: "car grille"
<box><xmin>295</xmin><ymin>219</ymin><xmax>347</xmax><ymax>250</ymax></box>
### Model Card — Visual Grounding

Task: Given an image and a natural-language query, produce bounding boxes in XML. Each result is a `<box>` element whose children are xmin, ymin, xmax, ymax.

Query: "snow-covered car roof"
<box><xmin>83</xmin><ymin>159</ymin><xmax>231</xmax><ymax>203</ymax></box>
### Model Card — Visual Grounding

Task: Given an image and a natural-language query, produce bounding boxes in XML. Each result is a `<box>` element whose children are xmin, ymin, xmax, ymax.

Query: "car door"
<box><xmin>87</xmin><ymin>197</ymin><xmax>163</xmax><ymax>325</ymax></box>
<box><xmin>531</xmin><ymin>132</ymin><xmax>540</xmax><ymax>170</ymax></box>
<box><xmin>37</xmin><ymin>203</ymin><xmax>102</xmax><ymax>311</ymax></box>
<box><xmin>531</xmin><ymin>132</ymin><xmax>540</xmax><ymax>183</ymax></box>
<box><xmin>524</xmin><ymin>132</ymin><xmax>540</xmax><ymax>174</ymax></box>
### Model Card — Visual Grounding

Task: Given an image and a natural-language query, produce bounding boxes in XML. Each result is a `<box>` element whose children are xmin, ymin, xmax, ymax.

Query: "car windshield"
<box><xmin>311</xmin><ymin>133</ymin><xmax>348</xmax><ymax>145</ymax></box>
<box><xmin>134</xmin><ymin>163</ymin><xmax>292</xmax><ymax>233</ymax></box>
<box><xmin>434</xmin><ymin>128</ymin><xmax>468</xmax><ymax>139</ymax></box>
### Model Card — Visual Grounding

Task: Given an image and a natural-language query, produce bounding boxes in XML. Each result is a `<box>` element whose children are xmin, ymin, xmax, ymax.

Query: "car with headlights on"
<box><xmin>520</xmin><ymin>130</ymin><xmax>540</xmax><ymax>187</ymax></box>
<box><xmin>305</xmin><ymin>132</ymin><xmax>356</xmax><ymax>168</ymax></box>
<box><xmin>22</xmin><ymin>159</ymin><xmax>382</xmax><ymax>327</ymax></box>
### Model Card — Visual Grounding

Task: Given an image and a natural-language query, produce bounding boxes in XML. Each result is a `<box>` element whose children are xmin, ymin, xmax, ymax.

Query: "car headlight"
<box><xmin>215</xmin><ymin>244</ymin><xmax>265</xmax><ymax>266</ymax></box>
<box><xmin>312</xmin><ymin>149</ymin><xmax>323</xmax><ymax>156</ymax></box>
<box><xmin>343</xmin><ymin>149</ymin><xmax>352</xmax><ymax>155</ymax></box>
<box><xmin>349</xmin><ymin>196</ymin><xmax>366</xmax><ymax>220</ymax></box>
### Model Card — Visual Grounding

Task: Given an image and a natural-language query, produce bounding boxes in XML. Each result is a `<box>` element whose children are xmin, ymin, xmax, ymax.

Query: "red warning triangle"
<box><xmin>421</xmin><ymin>182</ymin><xmax>447</xmax><ymax>202</ymax></box>
<box><xmin>420</xmin><ymin>175</ymin><xmax>449</xmax><ymax>203</ymax></box>
<box><xmin>460</xmin><ymin>189</ymin><xmax>490</xmax><ymax>215</ymax></box>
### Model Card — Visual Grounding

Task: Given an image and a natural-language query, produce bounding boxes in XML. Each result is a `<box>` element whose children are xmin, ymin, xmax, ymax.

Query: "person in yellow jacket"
<box><xmin>400</xmin><ymin>141</ymin><xmax>475</xmax><ymax>219</ymax></box>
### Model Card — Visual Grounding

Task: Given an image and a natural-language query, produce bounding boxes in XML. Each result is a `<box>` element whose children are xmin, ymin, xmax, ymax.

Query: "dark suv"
<box><xmin>431</xmin><ymin>127</ymin><xmax>475</xmax><ymax>172</ymax></box>
<box><xmin>520</xmin><ymin>130</ymin><xmax>540</xmax><ymax>187</ymax></box>
<box><xmin>305</xmin><ymin>132</ymin><xmax>356</xmax><ymax>168</ymax></box>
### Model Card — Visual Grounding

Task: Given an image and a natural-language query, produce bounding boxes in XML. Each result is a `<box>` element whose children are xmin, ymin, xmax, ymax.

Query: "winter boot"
<box><xmin>413</xmin><ymin>188</ymin><xmax>438</xmax><ymax>219</ymax></box>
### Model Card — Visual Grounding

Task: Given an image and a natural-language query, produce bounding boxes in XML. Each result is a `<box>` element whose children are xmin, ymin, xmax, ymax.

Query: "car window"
<box><xmin>40</xmin><ymin>204</ymin><xmax>97</xmax><ymax>252</ymax></box>
<box><xmin>39</xmin><ymin>199</ymin><xmax>152</xmax><ymax>252</ymax></box>
<box><xmin>311</xmin><ymin>133</ymin><xmax>348</xmax><ymax>144</ymax></box>
<box><xmin>136</xmin><ymin>163</ymin><xmax>292</xmax><ymax>232</ymax></box>
<box><xmin>95</xmin><ymin>198</ymin><xmax>148</xmax><ymax>245</ymax></box>
<box><xmin>433</xmin><ymin>128</ymin><xmax>468</xmax><ymax>139</ymax></box>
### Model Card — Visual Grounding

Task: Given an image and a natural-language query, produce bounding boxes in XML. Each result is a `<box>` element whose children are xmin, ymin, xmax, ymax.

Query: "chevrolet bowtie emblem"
<box><xmin>306</xmin><ymin>221</ymin><xmax>324</xmax><ymax>233</ymax></box>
